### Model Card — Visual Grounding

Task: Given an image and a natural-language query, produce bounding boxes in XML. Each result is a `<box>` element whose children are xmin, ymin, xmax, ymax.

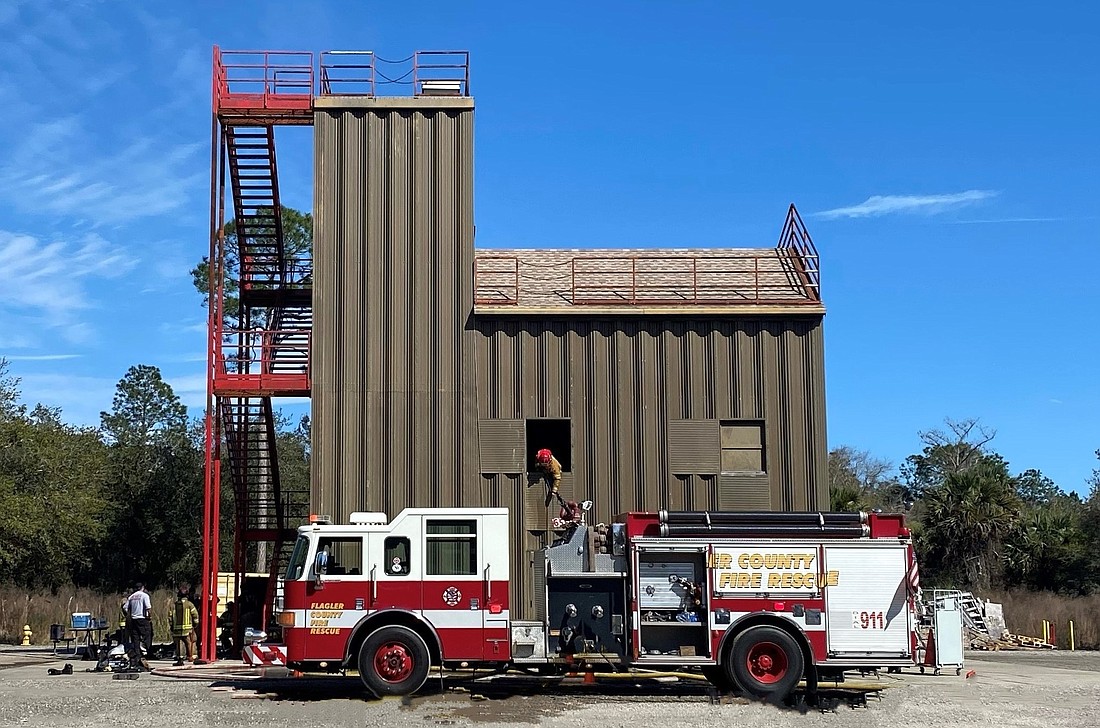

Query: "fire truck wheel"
<box><xmin>358</xmin><ymin>626</ymin><xmax>431</xmax><ymax>696</ymax></box>
<box><xmin>728</xmin><ymin>626</ymin><xmax>804</xmax><ymax>700</ymax></box>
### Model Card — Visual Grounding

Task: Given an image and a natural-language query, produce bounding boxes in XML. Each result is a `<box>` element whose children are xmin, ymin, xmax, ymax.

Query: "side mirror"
<box><xmin>312</xmin><ymin>550</ymin><xmax>329</xmax><ymax>584</ymax></box>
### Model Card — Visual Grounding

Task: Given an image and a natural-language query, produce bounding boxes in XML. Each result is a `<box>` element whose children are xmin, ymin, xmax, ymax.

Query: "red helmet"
<box><xmin>536</xmin><ymin>449</ymin><xmax>553</xmax><ymax>464</ymax></box>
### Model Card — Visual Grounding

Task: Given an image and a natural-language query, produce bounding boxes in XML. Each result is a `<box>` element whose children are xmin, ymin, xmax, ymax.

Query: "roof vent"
<box><xmin>349</xmin><ymin>511</ymin><xmax>389</xmax><ymax>526</ymax></box>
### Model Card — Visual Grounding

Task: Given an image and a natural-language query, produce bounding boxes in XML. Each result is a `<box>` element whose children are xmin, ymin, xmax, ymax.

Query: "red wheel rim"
<box><xmin>374</xmin><ymin>641</ymin><xmax>414</xmax><ymax>683</ymax></box>
<box><xmin>746</xmin><ymin>641</ymin><xmax>788</xmax><ymax>684</ymax></box>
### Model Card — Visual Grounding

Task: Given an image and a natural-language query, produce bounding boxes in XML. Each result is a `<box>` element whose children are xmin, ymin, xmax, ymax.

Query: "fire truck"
<box><xmin>268</xmin><ymin>501</ymin><xmax>918</xmax><ymax>700</ymax></box>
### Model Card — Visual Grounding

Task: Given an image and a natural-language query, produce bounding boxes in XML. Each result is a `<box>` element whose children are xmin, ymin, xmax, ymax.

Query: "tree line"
<box><xmin>4</xmin><ymin>361</ymin><xmax>1096</xmax><ymax>599</ymax></box>
<box><xmin>830</xmin><ymin>418</ymin><xmax>1100</xmax><ymax>595</ymax></box>
<box><xmin>0</xmin><ymin>360</ymin><xmax>309</xmax><ymax>593</ymax></box>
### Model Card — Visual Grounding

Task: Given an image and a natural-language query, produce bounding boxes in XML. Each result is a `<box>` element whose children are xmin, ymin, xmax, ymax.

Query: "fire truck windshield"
<box><xmin>284</xmin><ymin>534</ymin><xmax>310</xmax><ymax>580</ymax></box>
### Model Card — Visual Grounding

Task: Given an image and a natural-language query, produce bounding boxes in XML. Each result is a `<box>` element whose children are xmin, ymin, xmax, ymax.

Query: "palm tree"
<box><xmin>920</xmin><ymin>463</ymin><xmax>1021</xmax><ymax>590</ymax></box>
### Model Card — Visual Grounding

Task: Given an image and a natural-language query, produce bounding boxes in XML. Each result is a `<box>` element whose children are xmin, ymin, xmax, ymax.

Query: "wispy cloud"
<box><xmin>0</xmin><ymin>229</ymin><xmax>137</xmax><ymax>342</ymax></box>
<box><xmin>816</xmin><ymin>190</ymin><xmax>999</xmax><ymax>219</ymax></box>
<box><xmin>3</xmin><ymin>354</ymin><xmax>82</xmax><ymax>361</ymax></box>
<box><xmin>0</xmin><ymin>117</ymin><xmax>204</xmax><ymax>225</ymax></box>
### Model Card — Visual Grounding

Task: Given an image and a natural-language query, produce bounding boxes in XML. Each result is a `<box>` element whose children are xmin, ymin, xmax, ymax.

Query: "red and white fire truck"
<box><xmin>265</xmin><ymin>502</ymin><xmax>918</xmax><ymax>700</ymax></box>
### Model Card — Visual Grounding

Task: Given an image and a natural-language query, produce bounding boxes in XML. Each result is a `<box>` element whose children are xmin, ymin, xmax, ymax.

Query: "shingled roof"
<box><xmin>473</xmin><ymin>246</ymin><xmax>822</xmax><ymax>314</ymax></box>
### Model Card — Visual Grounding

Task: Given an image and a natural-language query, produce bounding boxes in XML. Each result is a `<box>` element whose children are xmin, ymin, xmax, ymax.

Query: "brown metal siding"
<box><xmin>309</xmin><ymin>99</ymin><xmax>828</xmax><ymax>619</ymax></box>
<box><xmin>718</xmin><ymin>474</ymin><xmax>773</xmax><ymax>510</ymax></box>
<box><xmin>312</xmin><ymin>99</ymin><xmax>478</xmax><ymax>520</ymax></box>
<box><xmin>477</xmin><ymin>419</ymin><xmax>525</xmax><ymax>473</ymax></box>
<box><xmin>668</xmin><ymin>420</ymin><xmax>721</xmax><ymax>474</ymax></box>
<box><xmin>473</xmin><ymin>317</ymin><xmax>827</xmax><ymax>519</ymax></box>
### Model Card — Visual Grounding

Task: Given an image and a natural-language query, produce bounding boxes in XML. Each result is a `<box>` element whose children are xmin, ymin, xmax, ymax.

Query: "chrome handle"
<box><xmin>484</xmin><ymin>564</ymin><xmax>491</xmax><ymax>602</ymax></box>
<box><xmin>370</xmin><ymin>565</ymin><xmax>377</xmax><ymax>605</ymax></box>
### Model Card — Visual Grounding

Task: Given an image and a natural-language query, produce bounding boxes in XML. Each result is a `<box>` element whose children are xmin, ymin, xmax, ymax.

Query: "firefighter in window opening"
<box><xmin>169</xmin><ymin>583</ymin><xmax>200</xmax><ymax>666</ymax></box>
<box><xmin>535</xmin><ymin>448</ymin><xmax>563</xmax><ymax>507</ymax></box>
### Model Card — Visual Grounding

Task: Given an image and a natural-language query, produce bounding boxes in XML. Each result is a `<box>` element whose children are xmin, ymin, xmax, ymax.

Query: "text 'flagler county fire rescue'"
<box><xmin>708</xmin><ymin>548</ymin><xmax>840</xmax><ymax>591</ymax></box>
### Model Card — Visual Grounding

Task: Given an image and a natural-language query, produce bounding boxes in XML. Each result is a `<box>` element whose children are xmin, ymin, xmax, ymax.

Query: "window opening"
<box><xmin>525</xmin><ymin>418</ymin><xmax>572</xmax><ymax>471</ymax></box>
<box><xmin>385</xmin><ymin>536</ymin><xmax>411</xmax><ymax>576</ymax></box>
<box><xmin>285</xmin><ymin>535</ymin><xmax>310</xmax><ymax>580</ymax></box>
<box><xmin>426</xmin><ymin>520</ymin><xmax>478</xmax><ymax>576</ymax></box>
<box><xmin>720</xmin><ymin>421</ymin><xmax>766</xmax><ymax>474</ymax></box>
<box><xmin>315</xmin><ymin>537</ymin><xmax>364</xmax><ymax>576</ymax></box>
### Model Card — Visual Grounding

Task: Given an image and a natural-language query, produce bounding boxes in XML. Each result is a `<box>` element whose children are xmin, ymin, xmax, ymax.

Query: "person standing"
<box><xmin>125</xmin><ymin>582</ymin><xmax>153</xmax><ymax>669</ymax></box>
<box><xmin>169</xmin><ymin>584</ymin><xmax>200</xmax><ymax>666</ymax></box>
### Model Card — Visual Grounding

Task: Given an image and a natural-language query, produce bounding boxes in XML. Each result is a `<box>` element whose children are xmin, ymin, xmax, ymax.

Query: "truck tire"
<box><xmin>357</xmin><ymin>625</ymin><xmax>431</xmax><ymax>697</ymax></box>
<box><xmin>727</xmin><ymin>626</ymin><xmax>804</xmax><ymax>700</ymax></box>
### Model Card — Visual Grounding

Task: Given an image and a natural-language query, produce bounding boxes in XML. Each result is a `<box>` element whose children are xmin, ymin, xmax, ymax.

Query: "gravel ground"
<box><xmin>1</xmin><ymin>647</ymin><xmax>1098</xmax><ymax>728</ymax></box>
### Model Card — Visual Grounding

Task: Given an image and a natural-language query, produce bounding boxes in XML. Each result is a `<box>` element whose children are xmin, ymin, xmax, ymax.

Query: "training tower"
<box><xmin>200</xmin><ymin>48</ymin><xmax>471</xmax><ymax>661</ymax></box>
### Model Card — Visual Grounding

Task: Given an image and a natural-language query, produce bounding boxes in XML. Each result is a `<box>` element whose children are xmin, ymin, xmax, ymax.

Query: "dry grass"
<box><xmin>0</xmin><ymin>585</ymin><xmax>181</xmax><ymax>645</ymax></box>
<box><xmin>985</xmin><ymin>589</ymin><xmax>1100</xmax><ymax>649</ymax></box>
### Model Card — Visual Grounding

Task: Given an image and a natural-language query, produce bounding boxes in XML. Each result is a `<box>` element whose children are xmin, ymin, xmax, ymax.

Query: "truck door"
<box><xmin>422</xmin><ymin>516</ymin><xmax>486</xmax><ymax>660</ymax></box>
<box><xmin>371</xmin><ymin>531</ymin><xmax>418</xmax><ymax>612</ymax></box>
<box><xmin>823</xmin><ymin>544</ymin><xmax>911</xmax><ymax>656</ymax></box>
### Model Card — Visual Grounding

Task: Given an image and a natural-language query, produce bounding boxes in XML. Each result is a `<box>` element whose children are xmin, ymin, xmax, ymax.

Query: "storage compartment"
<box><xmin>636</xmin><ymin>551</ymin><xmax>709</xmax><ymax>658</ymax></box>
<box><xmin>510</xmin><ymin>621</ymin><xmax>548</xmax><ymax>662</ymax></box>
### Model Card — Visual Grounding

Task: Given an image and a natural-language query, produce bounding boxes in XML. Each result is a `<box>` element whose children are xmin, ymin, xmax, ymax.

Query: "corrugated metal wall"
<box><xmin>311</xmin><ymin>98</ymin><xmax>478</xmax><ymax>522</ymax></box>
<box><xmin>472</xmin><ymin>317</ymin><xmax>828</xmax><ymax>615</ymax></box>
<box><xmin>310</xmin><ymin>97</ymin><xmax>829</xmax><ymax>618</ymax></box>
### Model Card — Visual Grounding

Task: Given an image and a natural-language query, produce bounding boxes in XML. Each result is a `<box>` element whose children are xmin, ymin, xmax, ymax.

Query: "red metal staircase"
<box><xmin>201</xmin><ymin>48</ymin><xmax>316</xmax><ymax>660</ymax></box>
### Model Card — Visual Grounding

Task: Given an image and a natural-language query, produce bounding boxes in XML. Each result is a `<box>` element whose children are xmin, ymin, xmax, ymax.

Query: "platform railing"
<box><xmin>776</xmin><ymin>204</ymin><xmax>820</xmax><ymax>302</ymax></box>
<box><xmin>473</xmin><ymin>256</ymin><xmax>520</xmax><ymax>304</ymax></box>
<box><xmin>213</xmin><ymin>47</ymin><xmax>314</xmax><ymax>114</ymax></box>
<box><xmin>569</xmin><ymin>253</ymin><xmax>818</xmax><ymax>306</ymax></box>
<box><xmin>216</xmin><ymin>328</ymin><xmax>311</xmax><ymax>382</ymax></box>
<box><xmin>318</xmin><ymin>50</ymin><xmax>377</xmax><ymax>95</ymax></box>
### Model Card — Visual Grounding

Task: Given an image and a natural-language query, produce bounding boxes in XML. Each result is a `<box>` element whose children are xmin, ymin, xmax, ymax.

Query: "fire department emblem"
<box><xmin>442</xmin><ymin>586</ymin><xmax>462</xmax><ymax>607</ymax></box>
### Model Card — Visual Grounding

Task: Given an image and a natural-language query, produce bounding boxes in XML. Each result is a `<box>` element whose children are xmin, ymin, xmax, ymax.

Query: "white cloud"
<box><xmin>0</xmin><ymin>229</ymin><xmax>138</xmax><ymax>342</ymax></box>
<box><xmin>0</xmin><ymin>118</ymin><xmax>204</xmax><ymax>225</ymax></box>
<box><xmin>815</xmin><ymin>190</ymin><xmax>999</xmax><ymax>219</ymax></box>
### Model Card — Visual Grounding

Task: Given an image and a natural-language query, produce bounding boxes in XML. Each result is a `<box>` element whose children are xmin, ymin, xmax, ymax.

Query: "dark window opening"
<box><xmin>525</xmin><ymin>419</ymin><xmax>572</xmax><ymax>471</ymax></box>
<box><xmin>384</xmin><ymin>536</ymin><xmax>411</xmax><ymax>577</ymax></box>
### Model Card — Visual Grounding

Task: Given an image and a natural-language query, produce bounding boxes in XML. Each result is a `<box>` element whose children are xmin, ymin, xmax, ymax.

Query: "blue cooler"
<box><xmin>70</xmin><ymin>612</ymin><xmax>92</xmax><ymax>630</ymax></box>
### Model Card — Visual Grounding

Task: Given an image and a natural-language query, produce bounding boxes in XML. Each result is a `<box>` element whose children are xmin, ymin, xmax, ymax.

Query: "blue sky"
<box><xmin>0</xmin><ymin>1</ymin><xmax>1096</xmax><ymax>492</ymax></box>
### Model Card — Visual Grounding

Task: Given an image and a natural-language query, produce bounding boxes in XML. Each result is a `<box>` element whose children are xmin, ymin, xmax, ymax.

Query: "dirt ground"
<box><xmin>1</xmin><ymin>647</ymin><xmax>1098</xmax><ymax>728</ymax></box>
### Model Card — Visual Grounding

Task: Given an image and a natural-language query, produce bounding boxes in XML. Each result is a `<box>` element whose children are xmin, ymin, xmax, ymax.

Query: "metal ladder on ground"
<box><xmin>957</xmin><ymin>591</ymin><xmax>988</xmax><ymax>635</ymax></box>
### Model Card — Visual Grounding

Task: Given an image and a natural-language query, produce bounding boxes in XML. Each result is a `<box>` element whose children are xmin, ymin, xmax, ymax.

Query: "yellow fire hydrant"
<box><xmin>21</xmin><ymin>625</ymin><xmax>32</xmax><ymax>646</ymax></box>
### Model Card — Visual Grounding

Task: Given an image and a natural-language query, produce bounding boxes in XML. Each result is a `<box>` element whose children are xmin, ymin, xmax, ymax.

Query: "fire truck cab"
<box><xmin>274</xmin><ymin>504</ymin><xmax>917</xmax><ymax>700</ymax></box>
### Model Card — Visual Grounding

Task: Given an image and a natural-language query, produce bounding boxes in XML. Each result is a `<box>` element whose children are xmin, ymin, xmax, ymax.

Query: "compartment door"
<box><xmin>823</xmin><ymin>545</ymin><xmax>910</xmax><ymax>656</ymax></box>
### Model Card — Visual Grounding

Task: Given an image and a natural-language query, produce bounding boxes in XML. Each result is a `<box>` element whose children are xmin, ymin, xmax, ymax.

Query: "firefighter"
<box><xmin>113</xmin><ymin>598</ymin><xmax>128</xmax><ymax>647</ymax></box>
<box><xmin>535</xmin><ymin>448</ymin><xmax>563</xmax><ymax>507</ymax></box>
<box><xmin>169</xmin><ymin>583</ymin><xmax>200</xmax><ymax>666</ymax></box>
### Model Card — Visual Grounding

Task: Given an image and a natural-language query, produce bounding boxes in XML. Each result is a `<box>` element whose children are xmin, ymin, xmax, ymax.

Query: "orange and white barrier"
<box><xmin>243</xmin><ymin>643</ymin><xmax>287</xmax><ymax>666</ymax></box>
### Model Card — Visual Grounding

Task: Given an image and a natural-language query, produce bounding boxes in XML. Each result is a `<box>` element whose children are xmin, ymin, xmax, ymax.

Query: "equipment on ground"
<box><xmin>918</xmin><ymin>589</ymin><xmax>964</xmax><ymax>676</ymax></box>
<box><xmin>257</xmin><ymin>503</ymin><xmax>919</xmax><ymax>701</ymax></box>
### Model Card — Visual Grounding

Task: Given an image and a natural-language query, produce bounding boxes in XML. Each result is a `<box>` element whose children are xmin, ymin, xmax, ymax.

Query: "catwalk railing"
<box><xmin>214</xmin><ymin>46</ymin><xmax>471</xmax><ymax>115</ymax></box>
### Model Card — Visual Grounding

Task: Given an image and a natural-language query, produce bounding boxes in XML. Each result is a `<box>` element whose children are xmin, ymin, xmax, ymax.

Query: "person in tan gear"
<box><xmin>169</xmin><ymin>583</ymin><xmax>200</xmax><ymax>666</ymax></box>
<box><xmin>535</xmin><ymin>448</ymin><xmax>563</xmax><ymax>507</ymax></box>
